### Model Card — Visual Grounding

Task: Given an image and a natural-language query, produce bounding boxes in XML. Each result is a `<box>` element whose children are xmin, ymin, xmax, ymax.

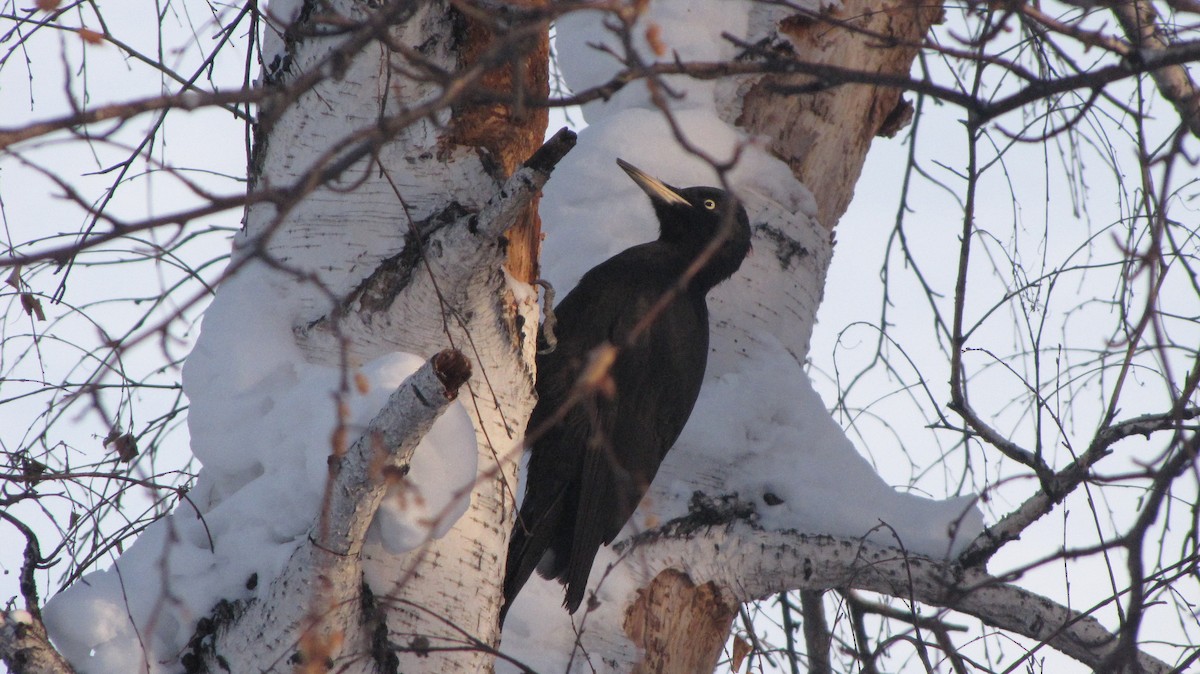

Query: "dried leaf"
<box><xmin>36</xmin><ymin>0</ymin><xmax>60</xmax><ymax>10</ymax></box>
<box><xmin>5</xmin><ymin>266</ymin><xmax>19</xmax><ymax>289</ymax></box>
<box><xmin>20</xmin><ymin>293</ymin><xmax>45</xmax><ymax>321</ymax></box>
<box><xmin>297</xmin><ymin>629</ymin><xmax>342</xmax><ymax>674</ymax></box>
<box><xmin>21</xmin><ymin>457</ymin><xmax>48</xmax><ymax>479</ymax></box>
<box><xmin>354</xmin><ymin>370</ymin><xmax>370</xmax><ymax>394</ymax></box>
<box><xmin>581</xmin><ymin>343</ymin><xmax>618</xmax><ymax>398</ymax></box>
<box><xmin>331</xmin><ymin>425</ymin><xmax>347</xmax><ymax>457</ymax></box>
<box><xmin>104</xmin><ymin>430</ymin><xmax>139</xmax><ymax>462</ymax></box>
<box><xmin>78</xmin><ymin>28</ymin><xmax>105</xmax><ymax>45</ymax></box>
<box><xmin>646</xmin><ymin>24</ymin><xmax>667</xmax><ymax>57</ymax></box>
<box><xmin>731</xmin><ymin>634</ymin><xmax>752</xmax><ymax>672</ymax></box>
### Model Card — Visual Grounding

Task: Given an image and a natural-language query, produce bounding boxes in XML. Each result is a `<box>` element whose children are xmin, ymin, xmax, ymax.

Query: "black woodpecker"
<box><xmin>501</xmin><ymin>159</ymin><xmax>752</xmax><ymax>623</ymax></box>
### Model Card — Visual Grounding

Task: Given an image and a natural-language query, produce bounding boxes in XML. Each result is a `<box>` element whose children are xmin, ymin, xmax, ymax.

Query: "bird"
<box><xmin>500</xmin><ymin>159</ymin><xmax>752</xmax><ymax>623</ymax></box>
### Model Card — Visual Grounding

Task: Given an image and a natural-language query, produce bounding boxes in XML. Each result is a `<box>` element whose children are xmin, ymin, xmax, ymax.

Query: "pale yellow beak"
<box><xmin>616</xmin><ymin>159</ymin><xmax>690</xmax><ymax>207</ymax></box>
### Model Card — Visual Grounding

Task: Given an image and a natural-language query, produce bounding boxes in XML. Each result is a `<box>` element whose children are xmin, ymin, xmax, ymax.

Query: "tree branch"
<box><xmin>0</xmin><ymin>612</ymin><xmax>75</xmax><ymax>674</ymax></box>
<box><xmin>959</xmin><ymin>406</ymin><xmax>1200</xmax><ymax>566</ymax></box>
<box><xmin>1109</xmin><ymin>0</ymin><xmax>1200</xmax><ymax>137</ymax></box>
<box><xmin>615</xmin><ymin>517</ymin><xmax>1172</xmax><ymax>673</ymax></box>
<box><xmin>186</xmin><ymin>349</ymin><xmax>470</xmax><ymax>672</ymax></box>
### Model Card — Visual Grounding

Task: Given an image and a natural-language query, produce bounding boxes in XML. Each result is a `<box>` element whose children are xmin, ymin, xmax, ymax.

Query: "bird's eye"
<box><xmin>703</xmin><ymin>199</ymin><xmax>716</xmax><ymax>210</ymax></box>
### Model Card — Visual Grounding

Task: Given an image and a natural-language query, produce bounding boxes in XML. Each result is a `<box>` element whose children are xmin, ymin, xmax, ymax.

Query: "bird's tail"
<box><xmin>500</xmin><ymin>490</ymin><xmax>565</xmax><ymax>625</ymax></box>
<box><xmin>561</xmin><ymin>445</ymin><xmax>618</xmax><ymax>614</ymax></box>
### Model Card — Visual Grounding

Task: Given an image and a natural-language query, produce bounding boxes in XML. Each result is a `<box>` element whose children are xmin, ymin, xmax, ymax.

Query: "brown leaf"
<box><xmin>731</xmin><ymin>634</ymin><xmax>752</xmax><ymax>672</ymax></box>
<box><xmin>581</xmin><ymin>343</ymin><xmax>618</xmax><ymax>398</ymax></box>
<box><xmin>646</xmin><ymin>24</ymin><xmax>667</xmax><ymax>57</ymax></box>
<box><xmin>20</xmin><ymin>293</ymin><xmax>45</xmax><ymax>321</ymax></box>
<box><xmin>104</xmin><ymin>430</ymin><xmax>139</xmax><ymax>462</ymax></box>
<box><xmin>78</xmin><ymin>27</ymin><xmax>105</xmax><ymax>45</ymax></box>
<box><xmin>354</xmin><ymin>370</ymin><xmax>370</xmax><ymax>394</ymax></box>
<box><xmin>331</xmin><ymin>425</ymin><xmax>347</xmax><ymax>458</ymax></box>
<box><xmin>36</xmin><ymin>0</ymin><xmax>60</xmax><ymax>10</ymax></box>
<box><xmin>21</xmin><ymin>457</ymin><xmax>48</xmax><ymax>479</ymax></box>
<box><xmin>5</xmin><ymin>266</ymin><xmax>19</xmax><ymax>289</ymax></box>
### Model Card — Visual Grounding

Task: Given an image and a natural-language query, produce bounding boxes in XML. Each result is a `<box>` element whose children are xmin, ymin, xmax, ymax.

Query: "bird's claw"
<box><xmin>534</xmin><ymin>278</ymin><xmax>558</xmax><ymax>354</ymax></box>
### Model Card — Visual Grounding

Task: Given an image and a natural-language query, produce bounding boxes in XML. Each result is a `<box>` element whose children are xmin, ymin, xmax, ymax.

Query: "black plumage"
<box><xmin>501</xmin><ymin>159</ymin><xmax>752</xmax><ymax>622</ymax></box>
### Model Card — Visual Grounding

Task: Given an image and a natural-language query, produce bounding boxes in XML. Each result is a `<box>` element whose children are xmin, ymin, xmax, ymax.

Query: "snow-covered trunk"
<box><xmin>35</xmin><ymin>0</ymin><xmax>953</xmax><ymax>671</ymax></box>
<box><xmin>206</xmin><ymin>1</ymin><xmax>548</xmax><ymax>671</ymax></box>
<box><xmin>34</xmin><ymin>0</ymin><xmax>555</xmax><ymax>670</ymax></box>
<box><xmin>497</xmin><ymin>0</ymin><xmax>949</xmax><ymax>670</ymax></box>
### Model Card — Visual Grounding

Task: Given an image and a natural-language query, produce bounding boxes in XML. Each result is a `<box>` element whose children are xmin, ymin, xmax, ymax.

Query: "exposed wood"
<box><xmin>450</xmin><ymin>0</ymin><xmax>551</xmax><ymax>284</ymax></box>
<box><xmin>624</xmin><ymin>569</ymin><xmax>737</xmax><ymax>674</ymax></box>
<box><xmin>735</xmin><ymin>0</ymin><xmax>944</xmax><ymax>228</ymax></box>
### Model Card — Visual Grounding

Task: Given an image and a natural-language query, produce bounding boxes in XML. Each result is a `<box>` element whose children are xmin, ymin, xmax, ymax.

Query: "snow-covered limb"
<box><xmin>600</xmin><ymin>513</ymin><xmax>1172</xmax><ymax>674</ymax></box>
<box><xmin>185</xmin><ymin>350</ymin><xmax>471</xmax><ymax>673</ymax></box>
<box><xmin>0</xmin><ymin>507</ymin><xmax>71</xmax><ymax>674</ymax></box>
<box><xmin>321</xmin><ymin>349</ymin><xmax>473</xmax><ymax>556</ymax></box>
<box><xmin>0</xmin><ymin>611</ymin><xmax>74</xmax><ymax>674</ymax></box>
<box><xmin>294</xmin><ymin>128</ymin><xmax>576</xmax><ymax>365</ymax></box>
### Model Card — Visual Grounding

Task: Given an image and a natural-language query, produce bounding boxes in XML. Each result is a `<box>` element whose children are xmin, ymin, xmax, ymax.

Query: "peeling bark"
<box><xmin>449</xmin><ymin>0</ymin><xmax>550</xmax><ymax>284</ymax></box>
<box><xmin>732</xmin><ymin>0</ymin><xmax>944</xmax><ymax>228</ymax></box>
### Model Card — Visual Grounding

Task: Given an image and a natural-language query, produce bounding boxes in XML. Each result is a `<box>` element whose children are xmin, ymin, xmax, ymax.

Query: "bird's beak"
<box><xmin>616</xmin><ymin>159</ymin><xmax>690</xmax><ymax>207</ymax></box>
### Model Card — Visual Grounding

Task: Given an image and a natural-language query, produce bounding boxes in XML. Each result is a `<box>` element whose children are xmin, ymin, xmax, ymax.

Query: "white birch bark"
<box><xmin>198</xmin><ymin>352</ymin><xmax>471</xmax><ymax>672</ymax></box>
<box><xmin>626</xmin><ymin>521</ymin><xmax>1173</xmax><ymax>674</ymax></box>
<box><xmin>237</xmin><ymin>1</ymin><xmax>542</xmax><ymax>671</ymax></box>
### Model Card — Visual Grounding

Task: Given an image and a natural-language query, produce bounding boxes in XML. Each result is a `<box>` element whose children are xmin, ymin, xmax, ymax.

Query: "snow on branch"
<box><xmin>184</xmin><ymin>349</ymin><xmax>471</xmax><ymax>672</ymax></box>
<box><xmin>612</xmin><ymin>512</ymin><xmax>1172</xmax><ymax>674</ymax></box>
<box><xmin>320</xmin><ymin>349</ymin><xmax>473</xmax><ymax>556</ymax></box>
<box><xmin>0</xmin><ymin>505</ymin><xmax>73</xmax><ymax>674</ymax></box>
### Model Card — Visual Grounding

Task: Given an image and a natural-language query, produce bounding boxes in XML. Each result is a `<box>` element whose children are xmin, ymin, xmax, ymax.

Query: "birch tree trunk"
<box><xmin>212</xmin><ymin>1</ymin><xmax>549</xmax><ymax>671</ymax></box>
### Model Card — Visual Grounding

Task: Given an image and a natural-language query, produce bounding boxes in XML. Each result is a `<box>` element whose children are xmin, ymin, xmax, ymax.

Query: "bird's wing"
<box><xmin>562</xmin><ymin>263</ymin><xmax>709</xmax><ymax>611</ymax></box>
<box><xmin>583</xmin><ymin>286</ymin><xmax>708</xmax><ymax>545</ymax></box>
<box><xmin>504</xmin><ymin>257</ymin><xmax>644</xmax><ymax>615</ymax></box>
<box><xmin>506</xmin><ymin>243</ymin><xmax>710</xmax><ymax>614</ymax></box>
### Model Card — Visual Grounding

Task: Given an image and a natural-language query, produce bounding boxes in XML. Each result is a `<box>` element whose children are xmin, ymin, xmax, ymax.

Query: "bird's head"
<box><xmin>617</xmin><ymin>158</ymin><xmax>752</xmax><ymax>289</ymax></box>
